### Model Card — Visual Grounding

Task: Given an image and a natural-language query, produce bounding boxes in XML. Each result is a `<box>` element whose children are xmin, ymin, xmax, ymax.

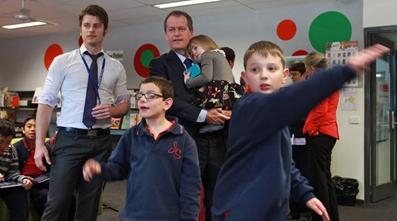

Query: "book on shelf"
<box><xmin>111</xmin><ymin>117</ymin><xmax>121</xmax><ymax>129</ymax></box>
<box><xmin>0</xmin><ymin>180</ymin><xmax>23</xmax><ymax>189</ymax></box>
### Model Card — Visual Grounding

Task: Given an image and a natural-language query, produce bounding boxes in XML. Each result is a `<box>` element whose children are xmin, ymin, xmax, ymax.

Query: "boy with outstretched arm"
<box><xmin>211</xmin><ymin>41</ymin><xmax>388</xmax><ymax>221</ymax></box>
<box><xmin>83</xmin><ymin>76</ymin><xmax>201</xmax><ymax>221</ymax></box>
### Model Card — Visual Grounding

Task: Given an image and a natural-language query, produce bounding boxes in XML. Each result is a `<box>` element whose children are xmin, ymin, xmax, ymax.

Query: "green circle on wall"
<box><xmin>141</xmin><ymin>50</ymin><xmax>155</xmax><ymax>67</ymax></box>
<box><xmin>309</xmin><ymin>11</ymin><xmax>352</xmax><ymax>53</ymax></box>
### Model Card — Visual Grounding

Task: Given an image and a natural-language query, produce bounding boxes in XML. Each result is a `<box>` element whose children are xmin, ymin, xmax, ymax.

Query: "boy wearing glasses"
<box><xmin>83</xmin><ymin>76</ymin><xmax>201</xmax><ymax>221</ymax></box>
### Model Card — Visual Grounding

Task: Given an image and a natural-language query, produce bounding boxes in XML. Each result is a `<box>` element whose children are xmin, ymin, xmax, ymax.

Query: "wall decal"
<box><xmin>44</xmin><ymin>44</ymin><xmax>63</xmax><ymax>70</ymax></box>
<box><xmin>309</xmin><ymin>11</ymin><xmax>352</xmax><ymax>53</ymax></box>
<box><xmin>276</xmin><ymin>19</ymin><xmax>297</xmax><ymax>41</ymax></box>
<box><xmin>134</xmin><ymin>43</ymin><xmax>160</xmax><ymax>78</ymax></box>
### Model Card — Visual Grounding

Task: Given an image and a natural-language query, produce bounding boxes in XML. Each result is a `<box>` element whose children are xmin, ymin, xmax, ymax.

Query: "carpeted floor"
<box><xmin>98</xmin><ymin>180</ymin><xmax>397</xmax><ymax>221</ymax></box>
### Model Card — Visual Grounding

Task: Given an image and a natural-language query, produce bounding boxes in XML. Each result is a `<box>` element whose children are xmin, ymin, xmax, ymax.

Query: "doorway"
<box><xmin>364</xmin><ymin>26</ymin><xmax>397</xmax><ymax>203</ymax></box>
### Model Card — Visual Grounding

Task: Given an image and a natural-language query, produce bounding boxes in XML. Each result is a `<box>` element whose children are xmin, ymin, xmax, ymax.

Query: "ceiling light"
<box><xmin>154</xmin><ymin>0</ymin><xmax>221</xmax><ymax>9</ymax></box>
<box><xmin>2</xmin><ymin>21</ymin><xmax>47</xmax><ymax>30</ymax></box>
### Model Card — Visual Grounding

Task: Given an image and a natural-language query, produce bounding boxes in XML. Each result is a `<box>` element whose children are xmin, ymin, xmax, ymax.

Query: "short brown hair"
<box><xmin>139</xmin><ymin>76</ymin><xmax>174</xmax><ymax>99</ymax></box>
<box><xmin>187</xmin><ymin>35</ymin><xmax>218</xmax><ymax>57</ymax></box>
<box><xmin>79</xmin><ymin>5</ymin><xmax>109</xmax><ymax>30</ymax></box>
<box><xmin>289</xmin><ymin>62</ymin><xmax>306</xmax><ymax>75</ymax></box>
<box><xmin>0</xmin><ymin>119</ymin><xmax>15</xmax><ymax>137</ymax></box>
<box><xmin>243</xmin><ymin>41</ymin><xmax>285</xmax><ymax>69</ymax></box>
<box><xmin>164</xmin><ymin>10</ymin><xmax>193</xmax><ymax>32</ymax></box>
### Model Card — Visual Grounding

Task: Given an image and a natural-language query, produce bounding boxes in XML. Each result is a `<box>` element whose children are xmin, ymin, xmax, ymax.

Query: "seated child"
<box><xmin>13</xmin><ymin>115</ymin><xmax>52</xmax><ymax>216</ymax></box>
<box><xmin>83</xmin><ymin>76</ymin><xmax>201</xmax><ymax>221</ymax></box>
<box><xmin>0</xmin><ymin>119</ymin><xmax>33</xmax><ymax>221</ymax></box>
<box><xmin>184</xmin><ymin>34</ymin><xmax>244</xmax><ymax>133</ymax></box>
<box><xmin>211</xmin><ymin>41</ymin><xmax>388</xmax><ymax>221</ymax></box>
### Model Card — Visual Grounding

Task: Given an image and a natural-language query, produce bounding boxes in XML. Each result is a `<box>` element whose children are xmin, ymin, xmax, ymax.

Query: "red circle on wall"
<box><xmin>134</xmin><ymin>43</ymin><xmax>160</xmax><ymax>78</ymax></box>
<box><xmin>276</xmin><ymin>19</ymin><xmax>297</xmax><ymax>41</ymax></box>
<box><xmin>44</xmin><ymin>44</ymin><xmax>63</xmax><ymax>70</ymax></box>
<box><xmin>292</xmin><ymin>50</ymin><xmax>308</xmax><ymax>56</ymax></box>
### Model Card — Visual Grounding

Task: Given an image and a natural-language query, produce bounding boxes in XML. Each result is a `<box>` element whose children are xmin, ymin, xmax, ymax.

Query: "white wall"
<box><xmin>363</xmin><ymin>0</ymin><xmax>397</xmax><ymax>28</ymax></box>
<box><xmin>0</xmin><ymin>0</ymin><xmax>366</xmax><ymax>198</ymax></box>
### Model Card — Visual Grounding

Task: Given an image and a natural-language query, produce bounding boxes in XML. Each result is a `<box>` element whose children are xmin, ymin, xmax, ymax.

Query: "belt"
<box><xmin>58</xmin><ymin>127</ymin><xmax>110</xmax><ymax>137</ymax></box>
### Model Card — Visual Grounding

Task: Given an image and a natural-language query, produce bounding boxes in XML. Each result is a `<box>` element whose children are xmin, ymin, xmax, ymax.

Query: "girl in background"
<box><xmin>303</xmin><ymin>52</ymin><xmax>340</xmax><ymax>221</ymax></box>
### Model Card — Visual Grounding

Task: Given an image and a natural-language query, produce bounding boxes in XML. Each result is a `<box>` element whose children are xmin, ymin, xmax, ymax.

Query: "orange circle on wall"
<box><xmin>276</xmin><ymin>19</ymin><xmax>297</xmax><ymax>41</ymax></box>
<box><xmin>292</xmin><ymin>50</ymin><xmax>308</xmax><ymax>56</ymax></box>
<box><xmin>44</xmin><ymin>44</ymin><xmax>63</xmax><ymax>70</ymax></box>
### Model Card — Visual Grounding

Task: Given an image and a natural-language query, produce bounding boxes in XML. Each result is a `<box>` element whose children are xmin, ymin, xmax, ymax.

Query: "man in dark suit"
<box><xmin>149</xmin><ymin>10</ymin><xmax>230</xmax><ymax>221</ymax></box>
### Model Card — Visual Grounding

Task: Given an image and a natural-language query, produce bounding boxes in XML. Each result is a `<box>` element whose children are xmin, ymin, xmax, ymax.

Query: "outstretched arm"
<box><xmin>347</xmin><ymin>44</ymin><xmax>390</xmax><ymax>72</ymax></box>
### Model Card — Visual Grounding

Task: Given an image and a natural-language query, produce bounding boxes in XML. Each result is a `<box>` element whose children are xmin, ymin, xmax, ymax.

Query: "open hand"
<box><xmin>306</xmin><ymin>197</ymin><xmax>330</xmax><ymax>221</ymax></box>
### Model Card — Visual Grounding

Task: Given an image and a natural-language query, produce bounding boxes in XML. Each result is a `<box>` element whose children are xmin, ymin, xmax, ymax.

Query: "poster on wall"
<box><xmin>106</xmin><ymin>50</ymin><xmax>124</xmax><ymax>61</ymax></box>
<box><xmin>340</xmin><ymin>87</ymin><xmax>358</xmax><ymax>111</ymax></box>
<box><xmin>325</xmin><ymin>40</ymin><xmax>359</xmax><ymax>87</ymax></box>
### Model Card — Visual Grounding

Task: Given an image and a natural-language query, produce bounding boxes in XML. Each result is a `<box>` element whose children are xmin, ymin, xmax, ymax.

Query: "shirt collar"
<box><xmin>136</xmin><ymin>117</ymin><xmax>184</xmax><ymax>137</ymax></box>
<box><xmin>79</xmin><ymin>44</ymin><xmax>105</xmax><ymax>56</ymax></box>
<box><xmin>174</xmin><ymin>51</ymin><xmax>188</xmax><ymax>64</ymax></box>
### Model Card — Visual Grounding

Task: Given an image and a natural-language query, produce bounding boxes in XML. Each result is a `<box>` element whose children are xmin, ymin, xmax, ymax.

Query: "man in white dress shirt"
<box><xmin>34</xmin><ymin>5</ymin><xmax>130</xmax><ymax>221</ymax></box>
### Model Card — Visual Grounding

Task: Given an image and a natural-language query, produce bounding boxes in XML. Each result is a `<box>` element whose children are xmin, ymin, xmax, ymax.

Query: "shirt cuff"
<box><xmin>196</xmin><ymin>109</ymin><xmax>207</xmax><ymax>123</ymax></box>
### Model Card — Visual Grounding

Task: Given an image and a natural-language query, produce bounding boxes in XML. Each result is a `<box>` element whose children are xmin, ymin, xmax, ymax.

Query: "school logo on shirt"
<box><xmin>168</xmin><ymin>141</ymin><xmax>182</xmax><ymax>160</ymax></box>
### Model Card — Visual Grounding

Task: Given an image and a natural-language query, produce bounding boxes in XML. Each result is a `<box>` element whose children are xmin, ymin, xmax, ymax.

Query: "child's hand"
<box><xmin>22</xmin><ymin>177</ymin><xmax>33</xmax><ymax>190</ymax></box>
<box><xmin>83</xmin><ymin>159</ymin><xmax>101</xmax><ymax>182</ymax></box>
<box><xmin>183</xmin><ymin>71</ymin><xmax>190</xmax><ymax>84</ymax></box>
<box><xmin>0</xmin><ymin>173</ymin><xmax>4</xmax><ymax>182</ymax></box>
<box><xmin>347</xmin><ymin>44</ymin><xmax>390</xmax><ymax>73</ymax></box>
<box><xmin>306</xmin><ymin>197</ymin><xmax>330</xmax><ymax>221</ymax></box>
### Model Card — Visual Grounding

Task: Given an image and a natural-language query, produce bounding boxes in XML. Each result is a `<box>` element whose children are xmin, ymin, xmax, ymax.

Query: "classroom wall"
<box><xmin>0</xmin><ymin>1</ymin><xmax>366</xmax><ymax>198</ymax></box>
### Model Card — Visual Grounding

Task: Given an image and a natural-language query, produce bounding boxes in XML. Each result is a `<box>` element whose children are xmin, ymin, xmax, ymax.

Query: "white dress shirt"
<box><xmin>39</xmin><ymin>45</ymin><xmax>129</xmax><ymax>129</ymax></box>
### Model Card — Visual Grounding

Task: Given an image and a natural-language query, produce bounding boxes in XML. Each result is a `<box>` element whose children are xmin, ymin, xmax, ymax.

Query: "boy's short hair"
<box><xmin>289</xmin><ymin>62</ymin><xmax>306</xmax><ymax>75</ymax></box>
<box><xmin>187</xmin><ymin>35</ymin><xmax>218</xmax><ymax>56</ymax></box>
<box><xmin>79</xmin><ymin>5</ymin><xmax>109</xmax><ymax>30</ymax></box>
<box><xmin>164</xmin><ymin>10</ymin><xmax>193</xmax><ymax>32</ymax></box>
<box><xmin>0</xmin><ymin>119</ymin><xmax>15</xmax><ymax>137</ymax></box>
<box><xmin>139</xmin><ymin>76</ymin><xmax>174</xmax><ymax>99</ymax></box>
<box><xmin>23</xmin><ymin>114</ymin><xmax>36</xmax><ymax>128</ymax></box>
<box><xmin>243</xmin><ymin>41</ymin><xmax>285</xmax><ymax>69</ymax></box>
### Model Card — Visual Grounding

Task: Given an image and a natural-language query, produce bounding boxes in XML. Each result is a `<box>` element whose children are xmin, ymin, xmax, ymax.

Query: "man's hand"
<box><xmin>0</xmin><ymin>173</ymin><xmax>4</xmax><ymax>182</ymax></box>
<box><xmin>22</xmin><ymin>177</ymin><xmax>33</xmax><ymax>190</ymax></box>
<box><xmin>92</xmin><ymin>104</ymin><xmax>112</xmax><ymax>120</ymax></box>
<box><xmin>34</xmin><ymin>143</ymin><xmax>51</xmax><ymax>172</ymax></box>
<box><xmin>82</xmin><ymin>159</ymin><xmax>101</xmax><ymax>182</ymax></box>
<box><xmin>306</xmin><ymin>197</ymin><xmax>330</xmax><ymax>221</ymax></box>
<box><xmin>206</xmin><ymin>108</ymin><xmax>231</xmax><ymax>125</ymax></box>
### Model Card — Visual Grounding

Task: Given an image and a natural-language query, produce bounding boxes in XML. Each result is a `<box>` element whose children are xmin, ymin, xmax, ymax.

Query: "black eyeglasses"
<box><xmin>134</xmin><ymin>92</ymin><xmax>163</xmax><ymax>101</ymax></box>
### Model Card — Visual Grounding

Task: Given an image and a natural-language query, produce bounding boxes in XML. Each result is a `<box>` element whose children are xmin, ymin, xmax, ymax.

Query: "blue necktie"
<box><xmin>82</xmin><ymin>52</ymin><xmax>102</xmax><ymax>128</ymax></box>
<box><xmin>184</xmin><ymin>58</ymin><xmax>193</xmax><ymax>69</ymax></box>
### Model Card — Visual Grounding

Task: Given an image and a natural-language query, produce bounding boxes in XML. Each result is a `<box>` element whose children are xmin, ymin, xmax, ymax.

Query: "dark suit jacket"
<box><xmin>149</xmin><ymin>50</ymin><xmax>201</xmax><ymax>136</ymax></box>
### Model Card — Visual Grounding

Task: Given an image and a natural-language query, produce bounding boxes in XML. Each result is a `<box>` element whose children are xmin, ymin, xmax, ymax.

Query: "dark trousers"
<box><xmin>30</xmin><ymin>183</ymin><xmax>49</xmax><ymax>215</ymax></box>
<box><xmin>195</xmin><ymin>129</ymin><xmax>227</xmax><ymax>221</ymax></box>
<box><xmin>41</xmin><ymin>130</ymin><xmax>112</xmax><ymax>221</ymax></box>
<box><xmin>289</xmin><ymin>145</ymin><xmax>311</xmax><ymax>217</ymax></box>
<box><xmin>306</xmin><ymin>133</ymin><xmax>339</xmax><ymax>221</ymax></box>
<box><xmin>0</xmin><ymin>186</ymin><xmax>29</xmax><ymax>221</ymax></box>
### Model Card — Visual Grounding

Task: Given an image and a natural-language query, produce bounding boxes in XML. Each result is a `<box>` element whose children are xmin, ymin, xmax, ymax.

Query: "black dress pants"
<box><xmin>41</xmin><ymin>130</ymin><xmax>112</xmax><ymax>221</ymax></box>
<box><xmin>195</xmin><ymin>129</ymin><xmax>227</xmax><ymax>221</ymax></box>
<box><xmin>306</xmin><ymin>133</ymin><xmax>339</xmax><ymax>221</ymax></box>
